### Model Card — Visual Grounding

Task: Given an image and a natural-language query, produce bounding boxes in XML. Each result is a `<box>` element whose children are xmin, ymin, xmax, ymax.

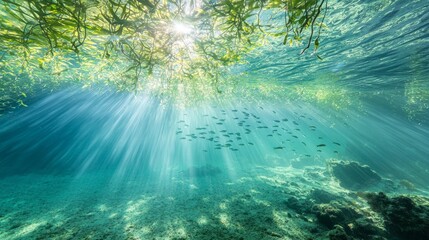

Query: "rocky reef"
<box><xmin>328</xmin><ymin>160</ymin><xmax>382</xmax><ymax>190</ymax></box>
<box><xmin>282</xmin><ymin>160</ymin><xmax>429</xmax><ymax>240</ymax></box>
<box><xmin>361</xmin><ymin>192</ymin><xmax>429</xmax><ymax>240</ymax></box>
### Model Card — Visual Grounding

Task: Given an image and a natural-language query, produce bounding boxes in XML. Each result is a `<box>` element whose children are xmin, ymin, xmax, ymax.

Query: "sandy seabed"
<box><xmin>0</xmin><ymin>157</ymin><xmax>428</xmax><ymax>240</ymax></box>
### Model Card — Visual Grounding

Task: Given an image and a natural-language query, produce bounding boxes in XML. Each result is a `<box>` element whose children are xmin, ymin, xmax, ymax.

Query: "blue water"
<box><xmin>1</xmin><ymin>0</ymin><xmax>429</xmax><ymax>239</ymax></box>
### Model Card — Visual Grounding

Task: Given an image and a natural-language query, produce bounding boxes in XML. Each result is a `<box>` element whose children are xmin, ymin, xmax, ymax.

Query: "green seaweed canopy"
<box><xmin>0</xmin><ymin>0</ymin><xmax>327</xmax><ymax>106</ymax></box>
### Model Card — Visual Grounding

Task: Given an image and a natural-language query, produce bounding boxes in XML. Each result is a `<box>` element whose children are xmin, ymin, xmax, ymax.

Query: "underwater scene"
<box><xmin>1</xmin><ymin>0</ymin><xmax>429</xmax><ymax>239</ymax></box>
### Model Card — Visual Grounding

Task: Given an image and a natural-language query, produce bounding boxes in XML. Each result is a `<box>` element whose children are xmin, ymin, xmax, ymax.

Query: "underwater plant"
<box><xmin>0</xmin><ymin>0</ymin><xmax>328</xmax><ymax>106</ymax></box>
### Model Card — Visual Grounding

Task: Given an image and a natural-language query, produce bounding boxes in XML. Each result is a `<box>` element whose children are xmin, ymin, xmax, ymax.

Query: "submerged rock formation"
<box><xmin>328</xmin><ymin>160</ymin><xmax>381</xmax><ymax>190</ymax></box>
<box><xmin>327</xmin><ymin>225</ymin><xmax>349</xmax><ymax>240</ymax></box>
<box><xmin>285</xmin><ymin>188</ymin><xmax>386</xmax><ymax>239</ymax></box>
<box><xmin>362</xmin><ymin>192</ymin><xmax>429</xmax><ymax>240</ymax></box>
<box><xmin>313</xmin><ymin>202</ymin><xmax>361</xmax><ymax>229</ymax></box>
<box><xmin>310</xmin><ymin>189</ymin><xmax>339</xmax><ymax>204</ymax></box>
<box><xmin>312</xmin><ymin>201</ymin><xmax>385</xmax><ymax>239</ymax></box>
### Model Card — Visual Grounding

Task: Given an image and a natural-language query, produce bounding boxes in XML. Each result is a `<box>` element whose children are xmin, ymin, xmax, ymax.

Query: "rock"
<box><xmin>399</xmin><ymin>179</ymin><xmax>416</xmax><ymax>191</ymax></box>
<box><xmin>310</xmin><ymin>189</ymin><xmax>339</xmax><ymax>204</ymax></box>
<box><xmin>349</xmin><ymin>217</ymin><xmax>386</xmax><ymax>239</ymax></box>
<box><xmin>327</xmin><ymin>225</ymin><xmax>349</xmax><ymax>240</ymax></box>
<box><xmin>312</xmin><ymin>200</ymin><xmax>387</xmax><ymax>239</ymax></box>
<box><xmin>362</xmin><ymin>192</ymin><xmax>390</xmax><ymax>213</ymax></box>
<box><xmin>312</xmin><ymin>202</ymin><xmax>361</xmax><ymax>229</ymax></box>
<box><xmin>266</xmin><ymin>230</ymin><xmax>282</xmax><ymax>238</ymax></box>
<box><xmin>315</xmin><ymin>204</ymin><xmax>345</xmax><ymax>229</ymax></box>
<box><xmin>328</xmin><ymin>160</ymin><xmax>381</xmax><ymax>190</ymax></box>
<box><xmin>363</xmin><ymin>192</ymin><xmax>429</xmax><ymax>240</ymax></box>
<box><xmin>285</xmin><ymin>196</ymin><xmax>312</xmax><ymax>213</ymax></box>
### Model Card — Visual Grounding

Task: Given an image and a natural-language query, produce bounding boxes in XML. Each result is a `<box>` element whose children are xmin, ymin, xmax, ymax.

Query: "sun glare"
<box><xmin>168</xmin><ymin>20</ymin><xmax>197</xmax><ymax>58</ymax></box>
<box><xmin>172</xmin><ymin>21</ymin><xmax>194</xmax><ymax>35</ymax></box>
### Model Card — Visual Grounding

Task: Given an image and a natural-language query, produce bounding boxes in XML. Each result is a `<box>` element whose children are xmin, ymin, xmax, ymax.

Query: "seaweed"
<box><xmin>0</xmin><ymin>0</ymin><xmax>328</xmax><ymax>106</ymax></box>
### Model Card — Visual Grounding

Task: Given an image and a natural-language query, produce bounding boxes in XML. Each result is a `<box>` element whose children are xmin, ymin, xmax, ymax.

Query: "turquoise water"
<box><xmin>1</xmin><ymin>0</ymin><xmax>429</xmax><ymax>239</ymax></box>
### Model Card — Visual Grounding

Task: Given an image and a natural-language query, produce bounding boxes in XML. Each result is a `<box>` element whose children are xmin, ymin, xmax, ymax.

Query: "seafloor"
<box><xmin>1</xmin><ymin>159</ymin><xmax>428</xmax><ymax>239</ymax></box>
